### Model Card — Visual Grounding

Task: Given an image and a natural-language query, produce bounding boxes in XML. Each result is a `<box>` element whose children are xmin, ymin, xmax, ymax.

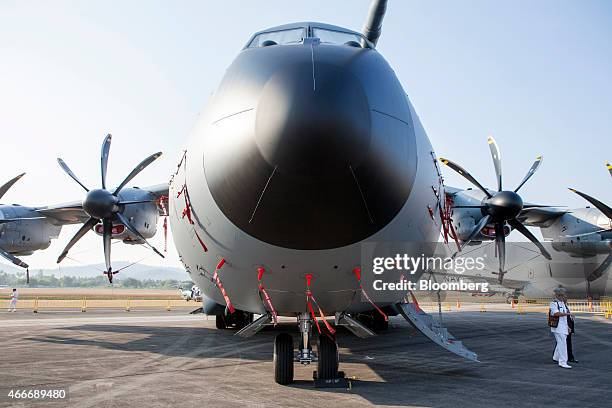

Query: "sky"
<box><xmin>0</xmin><ymin>0</ymin><xmax>611</xmax><ymax>272</ymax></box>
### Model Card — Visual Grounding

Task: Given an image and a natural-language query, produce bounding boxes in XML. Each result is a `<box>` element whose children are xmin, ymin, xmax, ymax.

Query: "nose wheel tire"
<box><xmin>316</xmin><ymin>335</ymin><xmax>339</xmax><ymax>379</ymax></box>
<box><xmin>274</xmin><ymin>333</ymin><xmax>294</xmax><ymax>385</ymax></box>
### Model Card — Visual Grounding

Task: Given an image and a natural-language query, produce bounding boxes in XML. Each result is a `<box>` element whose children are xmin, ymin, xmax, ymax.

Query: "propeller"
<box><xmin>0</xmin><ymin>173</ymin><xmax>26</xmax><ymax>202</ymax></box>
<box><xmin>568</xmin><ymin>188</ymin><xmax>612</xmax><ymax>221</ymax></box>
<box><xmin>569</xmin><ymin>162</ymin><xmax>612</xmax><ymax>298</ymax></box>
<box><xmin>0</xmin><ymin>173</ymin><xmax>30</xmax><ymax>268</ymax></box>
<box><xmin>440</xmin><ymin>136</ymin><xmax>552</xmax><ymax>284</ymax></box>
<box><xmin>56</xmin><ymin>134</ymin><xmax>164</xmax><ymax>282</ymax></box>
<box><xmin>568</xmin><ymin>161</ymin><xmax>612</xmax><ymax>225</ymax></box>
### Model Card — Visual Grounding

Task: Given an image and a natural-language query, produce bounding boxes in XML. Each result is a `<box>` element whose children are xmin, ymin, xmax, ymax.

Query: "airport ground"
<box><xmin>0</xmin><ymin>304</ymin><xmax>611</xmax><ymax>408</ymax></box>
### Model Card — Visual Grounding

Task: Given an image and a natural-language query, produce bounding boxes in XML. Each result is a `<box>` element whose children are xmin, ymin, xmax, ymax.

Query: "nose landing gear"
<box><xmin>272</xmin><ymin>313</ymin><xmax>347</xmax><ymax>387</ymax></box>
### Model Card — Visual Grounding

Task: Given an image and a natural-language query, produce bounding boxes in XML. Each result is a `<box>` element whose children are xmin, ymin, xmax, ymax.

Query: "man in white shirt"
<box><xmin>550</xmin><ymin>287</ymin><xmax>572</xmax><ymax>369</ymax></box>
<box><xmin>8</xmin><ymin>288</ymin><xmax>18</xmax><ymax>312</ymax></box>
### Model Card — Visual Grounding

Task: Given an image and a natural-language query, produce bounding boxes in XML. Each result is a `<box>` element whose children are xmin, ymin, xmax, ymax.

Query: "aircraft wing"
<box><xmin>516</xmin><ymin>207</ymin><xmax>567</xmax><ymax>227</ymax></box>
<box><xmin>36</xmin><ymin>200</ymin><xmax>88</xmax><ymax>225</ymax></box>
<box><xmin>35</xmin><ymin>183</ymin><xmax>169</xmax><ymax>226</ymax></box>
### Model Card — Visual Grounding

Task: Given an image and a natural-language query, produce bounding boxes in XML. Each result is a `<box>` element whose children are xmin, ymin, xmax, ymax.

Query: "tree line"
<box><xmin>0</xmin><ymin>271</ymin><xmax>192</xmax><ymax>289</ymax></box>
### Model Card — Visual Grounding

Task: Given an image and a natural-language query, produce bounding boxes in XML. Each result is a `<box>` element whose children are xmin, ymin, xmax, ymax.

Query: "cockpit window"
<box><xmin>248</xmin><ymin>28</ymin><xmax>306</xmax><ymax>48</ymax></box>
<box><xmin>311</xmin><ymin>28</ymin><xmax>367</xmax><ymax>47</ymax></box>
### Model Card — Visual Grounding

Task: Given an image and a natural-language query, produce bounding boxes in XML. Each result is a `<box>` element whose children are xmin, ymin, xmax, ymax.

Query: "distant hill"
<box><xmin>0</xmin><ymin>262</ymin><xmax>188</xmax><ymax>282</ymax></box>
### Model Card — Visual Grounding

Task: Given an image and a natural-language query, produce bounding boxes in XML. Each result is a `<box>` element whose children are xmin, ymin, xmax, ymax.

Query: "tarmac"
<box><xmin>0</xmin><ymin>308</ymin><xmax>611</xmax><ymax>408</ymax></box>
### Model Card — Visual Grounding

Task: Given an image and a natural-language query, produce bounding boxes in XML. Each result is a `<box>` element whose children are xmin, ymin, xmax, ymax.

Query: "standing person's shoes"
<box><xmin>559</xmin><ymin>363</ymin><xmax>572</xmax><ymax>369</ymax></box>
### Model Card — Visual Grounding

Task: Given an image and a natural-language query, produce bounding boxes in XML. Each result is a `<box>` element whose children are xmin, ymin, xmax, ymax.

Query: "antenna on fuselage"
<box><xmin>362</xmin><ymin>0</ymin><xmax>388</xmax><ymax>47</ymax></box>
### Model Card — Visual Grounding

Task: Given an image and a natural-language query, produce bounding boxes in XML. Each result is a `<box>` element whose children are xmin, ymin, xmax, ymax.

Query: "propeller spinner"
<box><xmin>56</xmin><ymin>134</ymin><xmax>164</xmax><ymax>282</ymax></box>
<box><xmin>440</xmin><ymin>136</ymin><xmax>552</xmax><ymax>284</ymax></box>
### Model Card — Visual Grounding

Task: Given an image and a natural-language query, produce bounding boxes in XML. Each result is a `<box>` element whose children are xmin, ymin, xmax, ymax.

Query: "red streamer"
<box><xmin>353</xmin><ymin>267</ymin><xmax>388</xmax><ymax>322</ymax></box>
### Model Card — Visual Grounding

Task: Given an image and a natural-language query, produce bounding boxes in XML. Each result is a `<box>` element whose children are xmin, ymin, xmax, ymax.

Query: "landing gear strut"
<box><xmin>297</xmin><ymin>312</ymin><xmax>314</xmax><ymax>364</ymax></box>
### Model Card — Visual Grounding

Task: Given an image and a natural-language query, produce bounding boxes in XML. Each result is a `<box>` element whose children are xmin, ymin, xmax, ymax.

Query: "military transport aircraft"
<box><xmin>2</xmin><ymin>0</ymin><xmax>609</xmax><ymax>387</ymax></box>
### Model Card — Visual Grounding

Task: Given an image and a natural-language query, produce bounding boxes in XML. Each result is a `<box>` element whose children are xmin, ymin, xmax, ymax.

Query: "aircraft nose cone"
<box><xmin>203</xmin><ymin>45</ymin><xmax>418</xmax><ymax>250</ymax></box>
<box><xmin>255</xmin><ymin>63</ymin><xmax>370</xmax><ymax>177</ymax></box>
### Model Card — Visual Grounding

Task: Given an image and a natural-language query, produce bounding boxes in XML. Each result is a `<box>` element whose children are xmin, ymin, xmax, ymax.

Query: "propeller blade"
<box><xmin>494</xmin><ymin>223</ymin><xmax>506</xmax><ymax>284</ymax></box>
<box><xmin>587</xmin><ymin>253</ymin><xmax>612</xmax><ymax>282</ymax></box>
<box><xmin>487</xmin><ymin>136</ymin><xmax>502</xmax><ymax>191</ymax></box>
<box><xmin>0</xmin><ymin>173</ymin><xmax>25</xmax><ymax>202</ymax></box>
<box><xmin>452</xmin><ymin>205</ymin><xmax>486</xmax><ymax>209</ymax></box>
<box><xmin>113</xmin><ymin>152</ymin><xmax>163</xmax><ymax>195</ymax></box>
<box><xmin>101</xmin><ymin>134</ymin><xmax>112</xmax><ymax>189</ymax></box>
<box><xmin>460</xmin><ymin>214</ymin><xmax>492</xmax><ymax>250</ymax></box>
<box><xmin>568</xmin><ymin>188</ymin><xmax>612</xmax><ymax>220</ymax></box>
<box><xmin>57</xmin><ymin>158</ymin><xmax>89</xmax><ymax>192</ymax></box>
<box><xmin>439</xmin><ymin>157</ymin><xmax>492</xmax><ymax>198</ymax></box>
<box><xmin>0</xmin><ymin>248</ymin><xmax>28</xmax><ymax>268</ymax></box>
<box><xmin>514</xmin><ymin>155</ymin><xmax>543</xmax><ymax>193</ymax></box>
<box><xmin>607</xmin><ymin>162</ymin><xmax>611</xmax><ymax>178</ymax></box>
<box><xmin>57</xmin><ymin>217</ymin><xmax>98</xmax><ymax>263</ymax></box>
<box><xmin>508</xmin><ymin>219</ymin><xmax>552</xmax><ymax>260</ymax></box>
<box><xmin>103</xmin><ymin>218</ymin><xmax>112</xmax><ymax>273</ymax></box>
<box><xmin>115</xmin><ymin>212</ymin><xmax>165</xmax><ymax>258</ymax></box>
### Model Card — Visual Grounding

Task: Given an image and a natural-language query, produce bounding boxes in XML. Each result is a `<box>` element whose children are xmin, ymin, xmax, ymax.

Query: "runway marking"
<box><xmin>0</xmin><ymin>314</ymin><xmax>203</xmax><ymax>328</ymax></box>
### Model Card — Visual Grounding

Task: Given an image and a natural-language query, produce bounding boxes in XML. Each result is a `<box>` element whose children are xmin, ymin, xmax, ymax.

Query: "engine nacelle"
<box><xmin>448</xmin><ymin>190</ymin><xmax>511</xmax><ymax>244</ymax></box>
<box><xmin>542</xmin><ymin>208</ymin><xmax>611</xmax><ymax>257</ymax></box>
<box><xmin>92</xmin><ymin>187</ymin><xmax>160</xmax><ymax>244</ymax></box>
<box><xmin>0</xmin><ymin>205</ymin><xmax>61</xmax><ymax>255</ymax></box>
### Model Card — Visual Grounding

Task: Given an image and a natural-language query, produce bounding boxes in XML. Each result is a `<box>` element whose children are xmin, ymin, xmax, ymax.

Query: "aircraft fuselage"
<box><xmin>169</xmin><ymin>22</ymin><xmax>442</xmax><ymax>315</ymax></box>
